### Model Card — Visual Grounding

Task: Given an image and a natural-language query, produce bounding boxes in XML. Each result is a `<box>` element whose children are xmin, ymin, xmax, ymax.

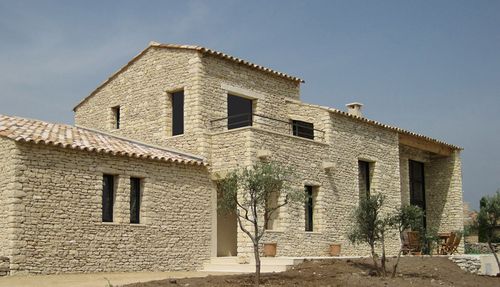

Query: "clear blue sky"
<box><xmin>0</xmin><ymin>0</ymin><xmax>498</xmax><ymax>210</ymax></box>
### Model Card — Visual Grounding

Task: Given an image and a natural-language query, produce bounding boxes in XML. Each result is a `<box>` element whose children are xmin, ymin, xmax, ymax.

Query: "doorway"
<box><xmin>217</xmin><ymin>193</ymin><xmax>238</xmax><ymax>257</ymax></box>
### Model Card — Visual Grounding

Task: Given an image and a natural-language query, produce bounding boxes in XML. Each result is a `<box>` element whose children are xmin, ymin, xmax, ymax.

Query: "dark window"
<box><xmin>102</xmin><ymin>175</ymin><xmax>115</xmax><ymax>222</ymax></box>
<box><xmin>171</xmin><ymin>91</ymin><xmax>184</xmax><ymax>136</ymax></box>
<box><xmin>358</xmin><ymin>161</ymin><xmax>371</xmax><ymax>198</ymax></box>
<box><xmin>292</xmin><ymin>120</ymin><xmax>314</xmax><ymax>140</ymax></box>
<box><xmin>130</xmin><ymin>177</ymin><xmax>141</xmax><ymax>224</ymax></box>
<box><xmin>112</xmin><ymin>106</ymin><xmax>120</xmax><ymax>129</ymax></box>
<box><xmin>305</xmin><ymin>185</ymin><xmax>314</xmax><ymax>232</ymax></box>
<box><xmin>227</xmin><ymin>94</ymin><xmax>253</xmax><ymax>129</ymax></box>
<box><xmin>409</xmin><ymin>160</ymin><xmax>426</xmax><ymax>227</ymax></box>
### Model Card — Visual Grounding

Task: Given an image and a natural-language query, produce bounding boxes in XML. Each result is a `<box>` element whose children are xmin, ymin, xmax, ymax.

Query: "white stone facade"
<box><xmin>0</xmin><ymin>43</ymin><xmax>464</xmax><ymax>275</ymax></box>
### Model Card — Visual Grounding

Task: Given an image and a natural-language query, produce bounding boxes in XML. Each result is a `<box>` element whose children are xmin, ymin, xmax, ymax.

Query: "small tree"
<box><xmin>348</xmin><ymin>193</ymin><xmax>387</xmax><ymax>276</ymax></box>
<box><xmin>388</xmin><ymin>205</ymin><xmax>424</xmax><ymax>278</ymax></box>
<box><xmin>217</xmin><ymin>161</ymin><xmax>302</xmax><ymax>287</ymax></box>
<box><xmin>477</xmin><ymin>190</ymin><xmax>500</xmax><ymax>273</ymax></box>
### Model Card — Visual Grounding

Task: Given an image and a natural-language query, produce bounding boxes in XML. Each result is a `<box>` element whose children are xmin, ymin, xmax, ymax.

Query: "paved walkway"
<box><xmin>0</xmin><ymin>271</ymin><xmax>236</xmax><ymax>287</ymax></box>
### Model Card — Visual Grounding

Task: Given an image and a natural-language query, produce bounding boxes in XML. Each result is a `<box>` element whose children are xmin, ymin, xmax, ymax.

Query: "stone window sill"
<box><xmin>304</xmin><ymin>231</ymin><xmax>322</xmax><ymax>235</ymax></box>
<box><xmin>265</xmin><ymin>230</ymin><xmax>284</xmax><ymax>234</ymax></box>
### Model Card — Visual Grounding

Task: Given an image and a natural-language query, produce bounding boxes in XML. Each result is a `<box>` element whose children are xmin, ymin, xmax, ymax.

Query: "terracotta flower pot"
<box><xmin>263</xmin><ymin>243</ymin><xmax>277</xmax><ymax>257</ymax></box>
<box><xmin>329</xmin><ymin>243</ymin><xmax>341</xmax><ymax>256</ymax></box>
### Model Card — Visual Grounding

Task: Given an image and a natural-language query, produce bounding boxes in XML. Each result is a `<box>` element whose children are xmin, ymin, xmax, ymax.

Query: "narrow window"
<box><xmin>130</xmin><ymin>177</ymin><xmax>142</xmax><ymax>224</ymax></box>
<box><xmin>227</xmin><ymin>94</ymin><xmax>253</xmax><ymax>129</ymax></box>
<box><xmin>112</xmin><ymin>106</ymin><xmax>121</xmax><ymax>129</ymax></box>
<box><xmin>292</xmin><ymin>120</ymin><xmax>314</xmax><ymax>140</ymax></box>
<box><xmin>102</xmin><ymin>174</ymin><xmax>115</xmax><ymax>222</ymax></box>
<box><xmin>171</xmin><ymin>91</ymin><xmax>184</xmax><ymax>136</ymax></box>
<box><xmin>409</xmin><ymin>160</ymin><xmax>426</xmax><ymax>228</ymax></box>
<box><xmin>305</xmin><ymin>185</ymin><xmax>314</xmax><ymax>232</ymax></box>
<box><xmin>358</xmin><ymin>161</ymin><xmax>371</xmax><ymax>198</ymax></box>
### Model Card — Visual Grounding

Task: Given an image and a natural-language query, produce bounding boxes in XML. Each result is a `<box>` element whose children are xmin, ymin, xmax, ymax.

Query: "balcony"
<box><xmin>209</xmin><ymin>113</ymin><xmax>326</xmax><ymax>142</ymax></box>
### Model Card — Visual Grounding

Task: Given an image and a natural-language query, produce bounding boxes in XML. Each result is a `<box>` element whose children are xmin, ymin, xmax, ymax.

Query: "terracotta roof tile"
<box><xmin>0</xmin><ymin>114</ymin><xmax>207</xmax><ymax>166</ymax></box>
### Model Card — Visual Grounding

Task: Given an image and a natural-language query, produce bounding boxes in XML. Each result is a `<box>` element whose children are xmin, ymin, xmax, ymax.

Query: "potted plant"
<box><xmin>329</xmin><ymin>243</ymin><xmax>341</xmax><ymax>256</ymax></box>
<box><xmin>263</xmin><ymin>243</ymin><xmax>277</xmax><ymax>257</ymax></box>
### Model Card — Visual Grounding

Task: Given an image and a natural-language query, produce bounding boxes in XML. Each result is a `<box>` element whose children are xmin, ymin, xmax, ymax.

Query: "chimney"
<box><xmin>346</xmin><ymin>102</ymin><xmax>363</xmax><ymax>117</ymax></box>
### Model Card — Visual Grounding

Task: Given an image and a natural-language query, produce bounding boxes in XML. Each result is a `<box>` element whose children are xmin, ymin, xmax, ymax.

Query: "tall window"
<box><xmin>227</xmin><ymin>94</ymin><xmax>253</xmax><ymax>129</ymax></box>
<box><xmin>130</xmin><ymin>177</ymin><xmax>142</xmax><ymax>224</ymax></box>
<box><xmin>305</xmin><ymin>185</ymin><xmax>314</xmax><ymax>232</ymax></box>
<box><xmin>102</xmin><ymin>174</ymin><xmax>115</xmax><ymax>222</ymax></box>
<box><xmin>292</xmin><ymin>120</ymin><xmax>314</xmax><ymax>140</ymax></box>
<box><xmin>171</xmin><ymin>91</ymin><xmax>184</xmax><ymax>136</ymax></box>
<box><xmin>409</xmin><ymin>160</ymin><xmax>426</xmax><ymax>228</ymax></box>
<box><xmin>358</xmin><ymin>161</ymin><xmax>372</xmax><ymax>198</ymax></box>
<box><xmin>112</xmin><ymin>106</ymin><xmax>121</xmax><ymax>129</ymax></box>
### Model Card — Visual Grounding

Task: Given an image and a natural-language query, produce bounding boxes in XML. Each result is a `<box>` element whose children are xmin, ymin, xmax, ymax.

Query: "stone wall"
<box><xmin>0</xmin><ymin>138</ymin><xmax>16</xmax><ymax>260</ymax></box>
<box><xmin>74</xmin><ymin>47</ymin><xmax>207</xmax><ymax>157</ymax></box>
<box><xmin>209</xmin><ymin>110</ymin><xmax>403</xmax><ymax>258</ymax></box>
<box><xmin>426</xmin><ymin>151</ymin><xmax>464</xmax><ymax>235</ymax></box>
<box><xmin>0</xmin><ymin>257</ymin><xmax>9</xmax><ymax>276</ymax></box>
<box><xmin>8</xmin><ymin>142</ymin><xmax>214</xmax><ymax>275</ymax></box>
<box><xmin>449</xmin><ymin>255</ymin><xmax>482</xmax><ymax>274</ymax></box>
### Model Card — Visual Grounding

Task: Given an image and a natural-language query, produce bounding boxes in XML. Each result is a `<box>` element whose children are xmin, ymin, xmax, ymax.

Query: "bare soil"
<box><xmin>124</xmin><ymin>257</ymin><xmax>499</xmax><ymax>287</ymax></box>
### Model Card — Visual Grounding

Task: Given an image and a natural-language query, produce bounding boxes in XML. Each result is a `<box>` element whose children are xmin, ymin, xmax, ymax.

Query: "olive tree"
<box><xmin>388</xmin><ymin>205</ymin><xmax>424</xmax><ymax>278</ymax></box>
<box><xmin>217</xmin><ymin>161</ymin><xmax>302</xmax><ymax>287</ymax></box>
<box><xmin>348</xmin><ymin>193</ymin><xmax>388</xmax><ymax>276</ymax></box>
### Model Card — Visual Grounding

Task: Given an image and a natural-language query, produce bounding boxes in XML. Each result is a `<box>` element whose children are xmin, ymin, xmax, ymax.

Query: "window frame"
<box><xmin>102</xmin><ymin>174</ymin><xmax>115</xmax><ymax>222</ymax></box>
<box><xmin>227</xmin><ymin>94</ymin><xmax>253</xmax><ymax>130</ymax></box>
<box><xmin>305</xmin><ymin>185</ymin><xmax>314</xmax><ymax>232</ymax></box>
<box><xmin>292</xmin><ymin>120</ymin><xmax>314</xmax><ymax>140</ymax></box>
<box><xmin>358</xmin><ymin>160</ymin><xmax>372</xmax><ymax>198</ymax></box>
<box><xmin>130</xmin><ymin>177</ymin><xmax>142</xmax><ymax>224</ymax></box>
<box><xmin>171</xmin><ymin>91</ymin><xmax>184</xmax><ymax>136</ymax></box>
<box><xmin>111</xmin><ymin>106</ymin><xmax>121</xmax><ymax>130</ymax></box>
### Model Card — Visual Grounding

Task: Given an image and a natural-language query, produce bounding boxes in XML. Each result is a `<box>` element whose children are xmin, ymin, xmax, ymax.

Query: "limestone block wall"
<box><xmin>9</xmin><ymin>142</ymin><xmax>214</xmax><ymax>275</ymax></box>
<box><xmin>399</xmin><ymin>145</ymin><xmax>464</xmax><ymax>237</ymax></box>
<box><xmin>74</xmin><ymin>47</ymin><xmax>207</xmax><ymax>157</ymax></box>
<box><xmin>209</xmin><ymin>105</ymin><xmax>403</xmax><ymax>258</ymax></box>
<box><xmin>0</xmin><ymin>138</ymin><xmax>16</xmax><ymax>259</ymax></box>
<box><xmin>426</xmin><ymin>151</ymin><xmax>464</xmax><ymax>234</ymax></box>
<box><xmin>199</xmin><ymin>54</ymin><xmax>301</xmax><ymax>133</ymax></box>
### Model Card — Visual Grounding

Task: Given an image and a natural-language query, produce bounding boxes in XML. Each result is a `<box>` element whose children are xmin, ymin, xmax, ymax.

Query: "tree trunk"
<box><xmin>391</xmin><ymin>249</ymin><xmax>403</xmax><ymax>278</ymax></box>
<box><xmin>370</xmin><ymin>244</ymin><xmax>381</xmax><ymax>276</ymax></box>
<box><xmin>381</xmin><ymin>232</ymin><xmax>387</xmax><ymax>277</ymax></box>
<box><xmin>254</xmin><ymin>242</ymin><xmax>261</xmax><ymax>287</ymax></box>
<box><xmin>488</xmin><ymin>241</ymin><xmax>500</xmax><ymax>274</ymax></box>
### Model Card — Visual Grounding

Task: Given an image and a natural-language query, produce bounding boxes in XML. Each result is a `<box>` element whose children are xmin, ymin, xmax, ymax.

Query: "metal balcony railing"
<box><xmin>209</xmin><ymin>113</ymin><xmax>326</xmax><ymax>142</ymax></box>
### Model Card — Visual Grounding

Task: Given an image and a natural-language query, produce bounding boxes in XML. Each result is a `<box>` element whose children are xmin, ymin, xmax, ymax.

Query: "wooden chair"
<box><xmin>407</xmin><ymin>231</ymin><xmax>421</xmax><ymax>255</ymax></box>
<box><xmin>440</xmin><ymin>232</ymin><xmax>456</xmax><ymax>255</ymax></box>
<box><xmin>449</xmin><ymin>234</ymin><xmax>461</xmax><ymax>255</ymax></box>
<box><xmin>401</xmin><ymin>231</ymin><xmax>411</xmax><ymax>255</ymax></box>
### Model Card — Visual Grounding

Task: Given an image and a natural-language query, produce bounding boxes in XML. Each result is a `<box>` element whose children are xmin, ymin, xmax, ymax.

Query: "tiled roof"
<box><xmin>73</xmin><ymin>42</ymin><xmax>303</xmax><ymax>111</ymax></box>
<box><xmin>150</xmin><ymin>42</ymin><xmax>304</xmax><ymax>83</ymax></box>
<box><xmin>0</xmin><ymin>114</ymin><xmax>206</xmax><ymax>166</ymax></box>
<box><xmin>287</xmin><ymin>100</ymin><xmax>462</xmax><ymax>150</ymax></box>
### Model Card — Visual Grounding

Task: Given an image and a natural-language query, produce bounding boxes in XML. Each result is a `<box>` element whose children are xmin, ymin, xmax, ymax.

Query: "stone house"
<box><xmin>0</xmin><ymin>42</ymin><xmax>463</xmax><ymax>275</ymax></box>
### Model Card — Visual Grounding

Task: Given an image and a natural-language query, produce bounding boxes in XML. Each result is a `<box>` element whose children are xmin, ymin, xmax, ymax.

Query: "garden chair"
<box><xmin>449</xmin><ymin>234</ymin><xmax>461</xmax><ymax>255</ymax></box>
<box><xmin>401</xmin><ymin>231</ymin><xmax>411</xmax><ymax>255</ymax></box>
<box><xmin>440</xmin><ymin>232</ymin><xmax>456</xmax><ymax>255</ymax></box>
<box><xmin>407</xmin><ymin>231</ymin><xmax>421</xmax><ymax>255</ymax></box>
